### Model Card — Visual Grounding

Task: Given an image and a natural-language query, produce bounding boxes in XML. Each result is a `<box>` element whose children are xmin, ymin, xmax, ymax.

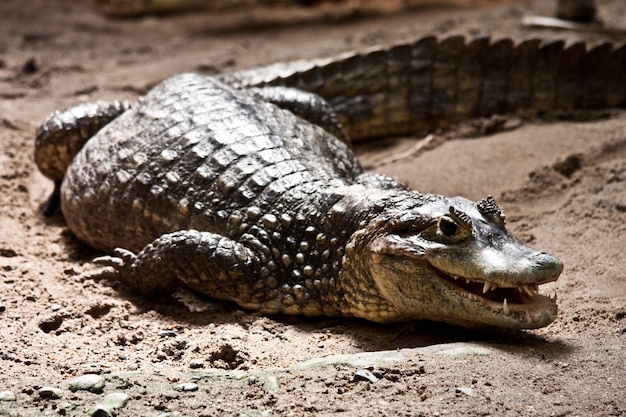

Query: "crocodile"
<box><xmin>35</xmin><ymin>36</ymin><xmax>626</xmax><ymax>329</ymax></box>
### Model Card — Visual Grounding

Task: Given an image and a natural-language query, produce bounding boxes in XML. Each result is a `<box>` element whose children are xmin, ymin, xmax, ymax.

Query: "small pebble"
<box><xmin>0</xmin><ymin>390</ymin><xmax>16</xmax><ymax>401</ymax></box>
<box><xmin>38</xmin><ymin>387</ymin><xmax>64</xmax><ymax>399</ymax></box>
<box><xmin>173</xmin><ymin>382</ymin><xmax>198</xmax><ymax>392</ymax></box>
<box><xmin>89</xmin><ymin>407</ymin><xmax>112</xmax><ymax>417</ymax></box>
<box><xmin>39</xmin><ymin>314</ymin><xmax>64</xmax><ymax>333</ymax></box>
<box><xmin>456</xmin><ymin>387</ymin><xmax>475</xmax><ymax>397</ymax></box>
<box><xmin>0</xmin><ymin>248</ymin><xmax>17</xmax><ymax>257</ymax></box>
<box><xmin>102</xmin><ymin>392</ymin><xmax>130</xmax><ymax>409</ymax></box>
<box><xmin>354</xmin><ymin>369</ymin><xmax>379</xmax><ymax>383</ymax></box>
<box><xmin>21</xmin><ymin>57</ymin><xmax>38</xmax><ymax>74</ymax></box>
<box><xmin>159</xmin><ymin>330</ymin><xmax>177</xmax><ymax>338</ymax></box>
<box><xmin>262</xmin><ymin>375</ymin><xmax>280</xmax><ymax>392</ymax></box>
<box><xmin>189</xmin><ymin>358</ymin><xmax>204</xmax><ymax>369</ymax></box>
<box><xmin>69</xmin><ymin>374</ymin><xmax>105</xmax><ymax>393</ymax></box>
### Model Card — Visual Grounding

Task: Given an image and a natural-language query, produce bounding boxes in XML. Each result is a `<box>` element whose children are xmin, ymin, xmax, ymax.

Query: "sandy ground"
<box><xmin>1</xmin><ymin>0</ymin><xmax>625</xmax><ymax>415</ymax></box>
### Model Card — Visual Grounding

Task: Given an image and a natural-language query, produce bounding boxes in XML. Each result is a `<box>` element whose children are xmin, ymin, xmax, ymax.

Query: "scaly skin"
<box><xmin>219</xmin><ymin>36</ymin><xmax>626</xmax><ymax>141</ymax></box>
<box><xmin>37</xmin><ymin>35</ymin><xmax>626</xmax><ymax>329</ymax></box>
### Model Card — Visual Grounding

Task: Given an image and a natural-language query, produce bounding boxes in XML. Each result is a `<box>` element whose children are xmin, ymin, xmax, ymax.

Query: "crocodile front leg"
<box><xmin>96</xmin><ymin>230</ymin><xmax>273</xmax><ymax>306</ymax></box>
<box><xmin>94</xmin><ymin>230</ymin><xmax>321</xmax><ymax>315</ymax></box>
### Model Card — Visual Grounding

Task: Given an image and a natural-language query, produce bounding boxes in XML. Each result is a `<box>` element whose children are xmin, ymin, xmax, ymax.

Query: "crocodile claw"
<box><xmin>93</xmin><ymin>248</ymin><xmax>136</xmax><ymax>270</ymax></box>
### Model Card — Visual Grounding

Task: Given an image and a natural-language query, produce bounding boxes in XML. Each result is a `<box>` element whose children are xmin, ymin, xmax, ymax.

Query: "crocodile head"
<box><xmin>359</xmin><ymin>195</ymin><xmax>562</xmax><ymax>329</ymax></box>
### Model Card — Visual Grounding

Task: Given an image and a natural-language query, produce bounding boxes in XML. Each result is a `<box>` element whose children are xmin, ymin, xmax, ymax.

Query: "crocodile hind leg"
<box><xmin>247</xmin><ymin>86</ymin><xmax>349</xmax><ymax>142</ymax></box>
<box><xmin>95</xmin><ymin>230</ymin><xmax>277</xmax><ymax>310</ymax></box>
<box><xmin>35</xmin><ymin>100</ymin><xmax>132</xmax><ymax>215</ymax></box>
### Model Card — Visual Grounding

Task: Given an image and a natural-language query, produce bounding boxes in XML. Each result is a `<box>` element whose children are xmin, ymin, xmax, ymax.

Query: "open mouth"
<box><xmin>435</xmin><ymin>269</ymin><xmax>557</xmax><ymax>317</ymax></box>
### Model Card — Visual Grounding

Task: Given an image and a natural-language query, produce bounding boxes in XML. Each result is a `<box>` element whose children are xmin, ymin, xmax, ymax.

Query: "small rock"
<box><xmin>21</xmin><ymin>57</ymin><xmax>39</xmax><ymax>75</ymax></box>
<box><xmin>189</xmin><ymin>358</ymin><xmax>204</xmax><ymax>369</ymax></box>
<box><xmin>85</xmin><ymin>303</ymin><xmax>112</xmax><ymax>319</ymax></box>
<box><xmin>435</xmin><ymin>345</ymin><xmax>491</xmax><ymax>356</ymax></box>
<box><xmin>69</xmin><ymin>374</ymin><xmax>105</xmax><ymax>393</ymax></box>
<box><xmin>173</xmin><ymin>382</ymin><xmax>198</xmax><ymax>392</ymax></box>
<box><xmin>88</xmin><ymin>392</ymin><xmax>131</xmax><ymax>417</ymax></box>
<box><xmin>354</xmin><ymin>369</ymin><xmax>379</xmax><ymax>383</ymax></box>
<box><xmin>261</xmin><ymin>375</ymin><xmax>280</xmax><ymax>392</ymax></box>
<box><xmin>89</xmin><ymin>407</ymin><xmax>112</xmax><ymax>417</ymax></box>
<box><xmin>102</xmin><ymin>392</ymin><xmax>130</xmax><ymax>409</ymax></box>
<box><xmin>158</xmin><ymin>330</ymin><xmax>177</xmax><ymax>338</ymax></box>
<box><xmin>456</xmin><ymin>387</ymin><xmax>475</xmax><ymax>397</ymax></box>
<box><xmin>38</xmin><ymin>387</ymin><xmax>64</xmax><ymax>399</ymax></box>
<box><xmin>158</xmin><ymin>413</ymin><xmax>184</xmax><ymax>417</ymax></box>
<box><xmin>0</xmin><ymin>390</ymin><xmax>16</xmax><ymax>401</ymax></box>
<box><xmin>0</xmin><ymin>248</ymin><xmax>18</xmax><ymax>257</ymax></box>
<box><xmin>38</xmin><ymin>314</ymin><xmax>64</xmax><ymax>333</ymax></box>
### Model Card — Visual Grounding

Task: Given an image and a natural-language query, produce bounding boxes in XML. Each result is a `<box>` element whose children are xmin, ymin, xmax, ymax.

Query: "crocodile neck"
<box><xmin>318</xmin><ymin>186</ymin><xmax>442</xmax><ymax>320</ymax></box>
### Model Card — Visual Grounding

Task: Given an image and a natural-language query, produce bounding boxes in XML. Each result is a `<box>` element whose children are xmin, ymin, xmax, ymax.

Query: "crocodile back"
<box><xmin>61</xmin><ymin>73</ymin><xmax>361</xmax><ymax>252</ymax></box>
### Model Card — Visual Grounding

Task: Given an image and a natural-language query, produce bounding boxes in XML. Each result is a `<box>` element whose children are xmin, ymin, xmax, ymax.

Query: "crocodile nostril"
<box><xmin>533</xmin><ymin>251</ymin><xmax>564</xmax><ymax>277</ymax></box>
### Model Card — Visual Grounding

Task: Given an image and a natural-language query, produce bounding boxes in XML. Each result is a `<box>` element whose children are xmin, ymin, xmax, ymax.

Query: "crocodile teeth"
<box><xmin>502</xmin><ymin>298</ymin><xmax>510</xmax><ymax>315</ymax></box>
<box><xmin>522</xmin><ymin>285</ymin><xmax>535</xmax><ymax>297</ymax></box>
<box><xmin>482</xmin><ymin>282</ymin><xmax>493</xmax><ymax>294</ymax></box>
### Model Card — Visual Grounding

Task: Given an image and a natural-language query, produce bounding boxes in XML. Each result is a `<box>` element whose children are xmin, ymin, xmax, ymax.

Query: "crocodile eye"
<box><xmin>438</xmin><ymin>216</ymin><xmax>458</xmax><ymax>237</ymax></box>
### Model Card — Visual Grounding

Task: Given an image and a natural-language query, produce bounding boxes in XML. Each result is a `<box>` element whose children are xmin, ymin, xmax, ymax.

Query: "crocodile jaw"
<box><xmin>431</xmin><ymin>265</ymin><xmax>559</xmax><ymax>329</ymax></box>
<box><xmin>368</xmin><ymin>250</ymin><xmax>560</xmax><ymax>329</ymax></box>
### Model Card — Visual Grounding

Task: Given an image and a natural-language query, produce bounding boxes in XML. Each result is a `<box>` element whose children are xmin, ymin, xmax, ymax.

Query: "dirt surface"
<box><xmin>1</xmin><ymin>0</ymin><xmax>625</xmax><ymax>415</ymax></box>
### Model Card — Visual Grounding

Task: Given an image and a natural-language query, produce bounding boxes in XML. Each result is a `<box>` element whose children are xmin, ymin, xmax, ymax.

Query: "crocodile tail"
<box><xmin>35</xmin><ymin>100</ymin><xmax>132</xmax><ymax>181</ymax></box>
<box><xmin>222</xmin><ymin>36</ymin><xmax>626</xmax><ymax>141</ymax></box>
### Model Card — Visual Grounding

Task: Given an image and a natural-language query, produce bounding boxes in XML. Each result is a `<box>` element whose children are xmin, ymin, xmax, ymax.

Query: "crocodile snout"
<box><xmin>531</xmin><ymin>251</ymin><xmax>564</xmax><ymax>283</ymax></box>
